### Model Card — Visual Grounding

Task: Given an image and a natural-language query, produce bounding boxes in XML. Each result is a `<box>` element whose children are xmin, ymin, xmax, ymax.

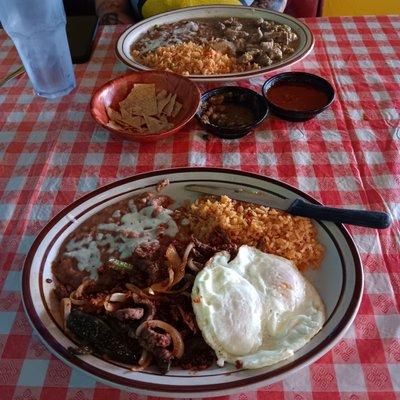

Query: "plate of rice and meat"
<box><xmin>115</xmin><ymin>6</ymin><xmax>314</xmax><ymax>82</ymax></box>
<box><xmin>22</xmin><ymin>168</ymin><xmax>363</xmax><ymax>397</ymax></box>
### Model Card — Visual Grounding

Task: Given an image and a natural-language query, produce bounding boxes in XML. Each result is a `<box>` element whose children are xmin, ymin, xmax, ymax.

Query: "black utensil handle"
<box><xmin>288</xmin><ymin>199</ymin><xmax>391</xmax><ymax>229</ymax></box>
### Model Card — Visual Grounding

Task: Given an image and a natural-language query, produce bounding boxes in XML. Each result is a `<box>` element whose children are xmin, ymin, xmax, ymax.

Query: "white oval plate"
<box><xmin>116</xmin><ymin>6</ymin><xmax>315</xmax><ymax>82</ymax></box>
<box><xmin>22</xmin><ymin>168</ymin><xmax>363</xmax><ymax>397</ymax></box>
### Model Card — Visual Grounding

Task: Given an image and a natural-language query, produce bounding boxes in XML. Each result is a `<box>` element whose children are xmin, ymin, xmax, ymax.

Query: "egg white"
<box><xmin>192</xmin><ymin>245</ymin><xmax>325</xmax><ymax>369</ymax></box>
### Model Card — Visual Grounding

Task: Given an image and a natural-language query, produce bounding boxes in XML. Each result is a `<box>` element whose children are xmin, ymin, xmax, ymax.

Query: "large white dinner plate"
<box><xmin>22</xmin><ymin>168</ymin><xmax>363</xmax><ymax>397</ymax></box>
<box><xmin>116</xmin><ymin>6</ymin><xmax>315</xmax><ymax>82</ymax></box>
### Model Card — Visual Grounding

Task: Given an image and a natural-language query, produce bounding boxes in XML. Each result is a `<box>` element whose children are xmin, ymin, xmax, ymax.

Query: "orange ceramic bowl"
<box><xmin>90</xmin><ymin>71</ymin><xmax>201</xmax><ymax>142</ymax></box>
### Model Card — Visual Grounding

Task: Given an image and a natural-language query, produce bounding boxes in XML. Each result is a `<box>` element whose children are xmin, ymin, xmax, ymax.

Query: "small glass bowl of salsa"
<box><xmin>196</xmin><ymin>86</ymin><xmax>269</xmax><ymax>139</ymax></box>
<box><xmin>262</xmin><ymin>72</ymin><xmax>335</xmax><ymax>121</ymax></box>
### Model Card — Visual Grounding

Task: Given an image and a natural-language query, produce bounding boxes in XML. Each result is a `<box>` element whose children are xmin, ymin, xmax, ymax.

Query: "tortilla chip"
<box><xmin>107</xmin><ymin>105</ymin><xmax>146</xmax><ymax>132</ymax></box>
<box><xmin>106</xmin><ymin>106</ymin><xmax>122</xmax><ymax>121</ymax></box>
<box><xmin>159</xmin><ymin>115</ymin><xmax>173</xmax><ymax>129</ymax></box>
<box><xmin>107</xmin><ymin>120</ymin><xmax>124</xmax><ymax>130</ymax></box>
<box><xmin>119</xmin><ymin>108</ymin><xmax>144</xmax><ymax>126</ymax></box>
<box><xmin>120</xmin><ymin>83</ymin><xmax>158</xmax><ymax>116</ymax></box>
<box><xmin>107</xmin><ymin>120</ymin><xmax>138</xmax><ymax>132</ymax></box>
<box><xmin>107</xmin><ymin>106</ymin><xmax>133</xmax><ymax>127</ymax></box>
<box><xmin>156</xmin><ymin>89</ymin><xmax>167</xmax><ymax>100</ymax></box>
<box><xmin>120</xmin><ymin>107</ymin><xmax>131</xmax><ymax>120</ymax></box>
<box><xmin>164</xmin><ymin>94</ymin><xmax>177</xmax><ymax>117</ymax></box>
<box><xmin>144</xmin><ymin>115</ymin><xmax>170</xmax><ymax>133</ymax></box>
<box><xmin>105</xmin><ymin>85</ymin><xmax>180</xmax><ymax>135</ymax></box>
<box><xmin>171</xmin><ymin>101</ymin><xmax>182</xmax><ymax>118</ymax></box>
<box><xmin>127</xmin><ymin>115</ymin><xmax>145</xmax><ymax>128</ymax></box>
<box><xmin>157</xmin><ymin>92</ymin><xmax>172</xmax><ymax>114</ymax></box>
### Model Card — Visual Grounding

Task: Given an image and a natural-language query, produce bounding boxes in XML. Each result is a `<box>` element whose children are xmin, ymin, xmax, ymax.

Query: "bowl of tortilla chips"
<box><xmin>90</xmin><ymin>71</ymin><xmax>201</xmax><ymax>142</ymax></box>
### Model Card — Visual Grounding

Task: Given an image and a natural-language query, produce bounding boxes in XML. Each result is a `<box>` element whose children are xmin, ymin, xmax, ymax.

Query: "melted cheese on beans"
<box><xmin>63</xmin><ymin>202</ymin><xmax>178</xmax><ymax>278</ymax></box>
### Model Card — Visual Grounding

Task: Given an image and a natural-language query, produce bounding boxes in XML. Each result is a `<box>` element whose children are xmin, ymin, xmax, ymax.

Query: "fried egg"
<box><xmin>192</xmin><ymin>245</ymin><xmax>325</xmax><ymax>369</ymax></box>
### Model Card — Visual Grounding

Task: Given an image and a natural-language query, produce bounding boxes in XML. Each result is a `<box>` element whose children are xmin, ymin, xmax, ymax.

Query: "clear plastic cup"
<box><xmin>0</xmin><ymin>0</ymin><xmax>76</xmax><ymax>98</ymax></box>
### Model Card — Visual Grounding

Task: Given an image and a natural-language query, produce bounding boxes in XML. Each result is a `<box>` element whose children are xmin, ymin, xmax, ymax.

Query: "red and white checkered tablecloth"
<box><xmin>0</xmin><ymin>14</ymin><xmax>399</xmax><ymax>400</ymax></box>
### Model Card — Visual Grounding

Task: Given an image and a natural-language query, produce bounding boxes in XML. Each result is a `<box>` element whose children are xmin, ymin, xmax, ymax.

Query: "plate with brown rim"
<box><xmin>22</xmin><ymin>168</ymin><xmax>362</xmax><ymax>397</ymax></box>
<box><xmin>115</xmin><ymin>6</ymin><xmax>315</xmax><ymax>82</ymax></box>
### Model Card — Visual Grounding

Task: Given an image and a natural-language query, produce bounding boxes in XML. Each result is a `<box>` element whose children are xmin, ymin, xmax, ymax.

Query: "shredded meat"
<box><xmin>179</xmin><ymin>336</ymin><xmax>216</xmax><ymax>370</ymax></box>
<box><xmin>140</xmin><ymin>327</ymin><xmax>171</xmax><ymax>349</ymax></box>
<box><xmin>191</xmin><ymin>229</ymin><xmax>237</xmax><ymax>262</ymax></box>
<box><xmin>96</xmin><ymin>252</ymin><xmax>167</xmax><ymax>290</ymax></box>
<box><xmin>131</xmin><ymin>258</ymin><xmax>165</xmax><ymax>287</ymax></box>
<box><xmin>133</xmin><ymin>241</ymin><xmax>160</xmax><ymax>258</ymax></box>
<box><xmin>96</xmin><ymin>264</ymin><xmax>129</xmax><ymax>287</ymax></box>
<box><xmin>176</xmin><ymin>305</ymin><xmax>198</xmax><ymax>333</ymax></box>
<box><xmin>115</xmin><ymin>308</ymin><xmax>144</xmax><ymax>321</ymax></box>
<box><xmin>154</xmin><ymin>301</ymin><xmax>182</xmax><ymax>325</ymax></box>
<box><xmin>138</xmin><ymin>326</ymin><xmax>173</xmax><ymax>370</ymax></box>
<box><xmin>130</xmin><ymin>292</ymin><xmax>156</xmax><ymax>321</ymax></box>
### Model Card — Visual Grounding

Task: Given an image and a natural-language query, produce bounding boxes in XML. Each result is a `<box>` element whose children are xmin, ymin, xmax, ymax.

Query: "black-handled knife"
<box><xmin>185</xmin><ymin>184</ymin><xmax>391</xmax><ymax>229</ymax></box>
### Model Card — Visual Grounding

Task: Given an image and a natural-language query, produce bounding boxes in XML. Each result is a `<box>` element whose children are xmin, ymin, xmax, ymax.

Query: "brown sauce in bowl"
<box><xmin>266</xmin><ymin>82</ymin><xmax>329</xmax><ymax>111</ymax></box>
<box><xmin>201</xmin><ymin>94</ymin><xmax>256</xmax><ymax>128</ymax></box>
<box><xmin>207</xmin><ymin>104</ymin><xmax>255</xmax><ymax>128</ymax></box>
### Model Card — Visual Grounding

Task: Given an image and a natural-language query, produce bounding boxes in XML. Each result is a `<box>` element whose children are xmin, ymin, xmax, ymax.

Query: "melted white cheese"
<box><xmin>63</xmin><ymin>203</ymin><xmax>178</xmax><ymax>278</ymax></box>
<box><xmin>64</xmin><ymin>237</ymin><xmax>101</xmax><ymax>278</ymax></box>
<box><xmin>138</xmin><ymin>22</ymin><xmax>197</xmax><ymax>54</ymax></box>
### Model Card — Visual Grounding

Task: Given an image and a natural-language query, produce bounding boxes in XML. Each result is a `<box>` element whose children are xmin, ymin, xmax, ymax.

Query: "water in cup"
<box><xmin>0</xmin><ymin>0</ymin><xmax>76</xmax><ymax>98</ymax></box>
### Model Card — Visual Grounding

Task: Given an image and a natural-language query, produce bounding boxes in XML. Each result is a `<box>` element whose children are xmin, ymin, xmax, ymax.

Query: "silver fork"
<box><xmin>0</xmin><ymin>65</ymin><xmax>25</xmax><ymax>87</ymax></box>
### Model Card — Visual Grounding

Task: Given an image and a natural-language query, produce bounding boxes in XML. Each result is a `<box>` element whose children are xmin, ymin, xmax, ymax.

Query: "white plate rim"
<box><xmin>22</xmin><ymin>167</ymin><xmax>363</xmax><ymax>397</ymax></box>
<box><xmin>115</xmin><ymin>5</ymin><xmax>315</xmax><ymax>82</ymax></box>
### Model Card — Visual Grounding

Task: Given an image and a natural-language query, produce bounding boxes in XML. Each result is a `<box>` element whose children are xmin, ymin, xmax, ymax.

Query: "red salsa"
<box><xmin>266</xmin><ymin>82</ymin><xmax>329</xmax><ymax>111</ymax></box>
